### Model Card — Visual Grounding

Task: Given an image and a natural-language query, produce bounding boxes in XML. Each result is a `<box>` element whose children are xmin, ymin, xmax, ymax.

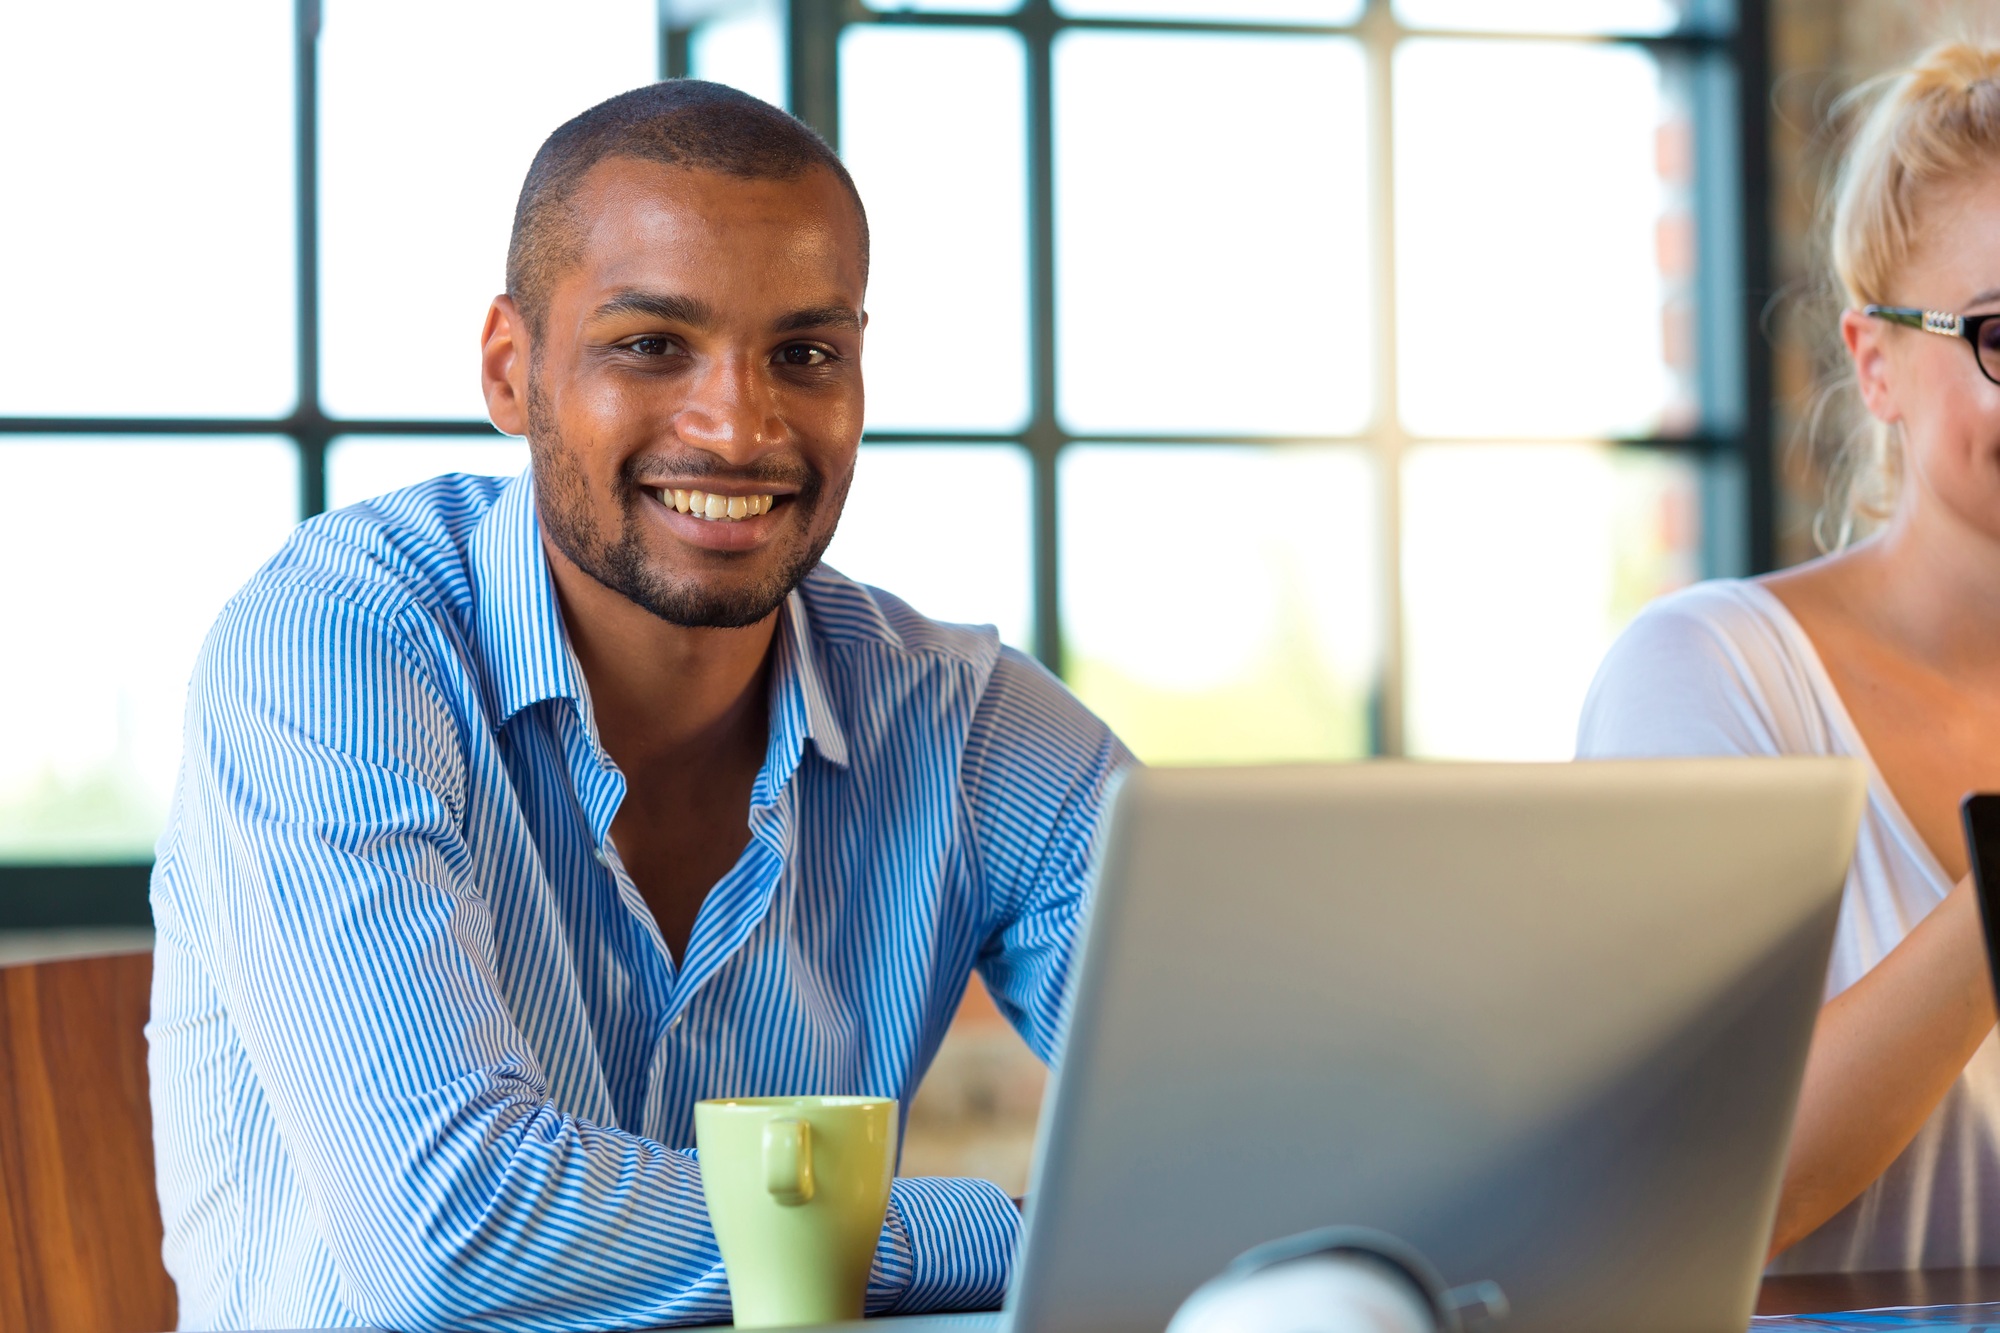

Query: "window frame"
<box><xmin>0</xmin><ymin>0</ymin><xmax>1773</xmax><ymax>919</ymax></box>
<box><xmin>805</xmin><ymin>0</ymin><xmax>1771</xmax><ymax>755</ymax></box>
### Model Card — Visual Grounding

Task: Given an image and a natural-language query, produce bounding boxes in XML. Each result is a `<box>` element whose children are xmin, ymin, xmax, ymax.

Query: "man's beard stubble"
<box><xmin>527</xmin><ymin>375</ymin><xmax>849</xmax><ymax>629</ymax></box>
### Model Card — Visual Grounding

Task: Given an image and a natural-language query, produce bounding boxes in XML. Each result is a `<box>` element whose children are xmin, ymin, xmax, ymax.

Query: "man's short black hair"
<box><xmin>505</xmin><ymin>80</ymin><xmax>869</xmax><ymax>338</ymax></box>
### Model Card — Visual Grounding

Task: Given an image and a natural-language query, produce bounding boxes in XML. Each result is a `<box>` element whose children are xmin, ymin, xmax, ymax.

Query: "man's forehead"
<box><xmin>551</xmin><ymin>156</ymin><xmax>865</xmax><ymax>307</ymax></box>
<box><xmin>570</xmin><ymin>156</ymin><xmax>857</xmax><ymax>252</ymax></box>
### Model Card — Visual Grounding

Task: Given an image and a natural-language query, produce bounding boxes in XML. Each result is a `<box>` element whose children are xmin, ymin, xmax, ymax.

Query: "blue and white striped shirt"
<box><xmin>148</xmin><ymin>470</ymin><xmax>1133</xmax><ymax>1331</ymax></box>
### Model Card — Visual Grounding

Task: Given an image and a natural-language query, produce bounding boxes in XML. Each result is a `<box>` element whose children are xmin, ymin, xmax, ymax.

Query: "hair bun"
<box><xmin>1906</xmin><ymin>39</ymin><xmax>2000</xmax><ymax>95</ymax></box>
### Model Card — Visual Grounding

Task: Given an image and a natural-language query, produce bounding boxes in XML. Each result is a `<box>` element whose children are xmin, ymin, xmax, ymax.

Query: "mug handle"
<box><xmin>764</xmin><ymin>1118</ymin><xmax>816</xmax><ymax>1206</ymax></box>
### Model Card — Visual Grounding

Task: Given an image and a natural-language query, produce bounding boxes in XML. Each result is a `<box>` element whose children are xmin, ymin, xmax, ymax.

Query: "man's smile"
<box><xmin>644</xmin><ymin>483</ymin><xmax>803</xmax><ymax>554</ymax></box>
<box><xmin>655</xmin><ymin>487</ymin><xmax>781</xmax><ymax>522</ymax></box>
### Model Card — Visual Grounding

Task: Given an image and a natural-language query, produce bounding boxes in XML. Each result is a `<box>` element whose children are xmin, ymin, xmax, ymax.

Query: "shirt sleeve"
<box><xmin>959</xmin><ymin>647</ymin><xmax>1138</xmax><ymax>1064</ymax></box>
<box><xmin>162</xmin><ymin>573</ymin><xmax>733</xmax><ymax>1332</ymax></box>
<box><xmin>872</xmin><ymin>1175</ymin><xmax>1024</xmax><ymax>1314</ymax></box>
<box><xmin>1576</xmin><ymin>588</ymin><xmax>1796</xmax><ymax>761</ymax></box>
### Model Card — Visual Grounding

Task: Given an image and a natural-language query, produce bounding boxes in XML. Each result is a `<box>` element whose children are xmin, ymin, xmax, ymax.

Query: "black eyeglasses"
<box><xmin>1863</xmin><ymin>304</ymin><xmax>2000</xmax><ymax>387</ymax></box>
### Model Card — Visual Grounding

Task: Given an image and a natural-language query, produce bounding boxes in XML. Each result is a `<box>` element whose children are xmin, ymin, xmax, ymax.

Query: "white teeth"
<box><xmin>658</xmin><ymin>487</ymin><xmax>777</xmax><ymax>522</ymax></box>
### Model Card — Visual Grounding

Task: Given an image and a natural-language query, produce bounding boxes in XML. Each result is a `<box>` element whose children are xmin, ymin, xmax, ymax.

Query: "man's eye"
<box><xmin>778</xmin><ymin>344</ymin><xmax>830</xmax><ymax>367</ymax></box>
<box><xmin>627</xmin><ymin>336</ymin><xmax>678</xmax><ymax>357</ymax></box>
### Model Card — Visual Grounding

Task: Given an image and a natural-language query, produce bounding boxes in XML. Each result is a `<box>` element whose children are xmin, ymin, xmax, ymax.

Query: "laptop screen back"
<box><xmin>1009</xmin><ymin>759</ymin><xmax>1864</xmax><ymax>1333</ymax></box>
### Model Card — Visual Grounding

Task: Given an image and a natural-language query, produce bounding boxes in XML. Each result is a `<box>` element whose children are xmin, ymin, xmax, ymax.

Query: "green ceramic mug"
<box><xmin>695</xmin><ymin>1095</ymin><xmax>899</xmax><ymax>1328</ymax></box>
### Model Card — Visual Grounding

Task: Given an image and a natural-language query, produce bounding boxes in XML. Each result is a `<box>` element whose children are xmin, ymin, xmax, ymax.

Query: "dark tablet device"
<box><xmin>1963</xmin><ymin>793</ymin><xmax>2000</xmax><ymax>1012</ymax></box>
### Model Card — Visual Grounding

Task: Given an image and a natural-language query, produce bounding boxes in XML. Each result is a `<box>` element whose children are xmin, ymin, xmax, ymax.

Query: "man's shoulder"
<box><xmin>236</xmin><ymin>473</ymin><xmax>512</xmax><ymax>630</ymax></box>
<box><xmin>200</xmin><ymin>473</ymin><xmax>517</xmax><ymax>699</ymax></box>
<box><xmin>800</xmin><ymin>565</ymin><xmax>1128</xmax><ymax>766</ymax></box>
<box><xmin>800</xmin><ymin>564</ymin><xmax>1006</xmax><ymax>675</ymax></box>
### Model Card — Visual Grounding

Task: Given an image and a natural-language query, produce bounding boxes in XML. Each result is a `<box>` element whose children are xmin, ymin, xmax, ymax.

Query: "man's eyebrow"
<box><xmin>775</xmin><ymin>305</ymin><xmax>863</xmax><ymax>334</ymax></box>
<box><xmin>588</xmin><ymin>290</ymin><xmax>717</xmax><ymax>327</ymax></box>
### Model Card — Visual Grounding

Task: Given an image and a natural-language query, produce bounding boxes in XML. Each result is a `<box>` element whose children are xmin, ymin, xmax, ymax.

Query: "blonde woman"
<box><xmin>1578</xmin><ymin>41</ymin><xmax>2000</xmax><ymax>1269</ymax></box>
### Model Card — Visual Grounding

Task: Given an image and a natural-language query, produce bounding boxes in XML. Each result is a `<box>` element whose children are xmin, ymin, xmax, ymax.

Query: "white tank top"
<box><xmin>1577</xmin><ymin>577</ymin><xmax>2000</xmax><ymax>1272</ymax></box>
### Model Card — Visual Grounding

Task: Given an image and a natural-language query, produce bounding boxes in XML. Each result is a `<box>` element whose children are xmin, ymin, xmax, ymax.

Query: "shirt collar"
<box><xmin>467</xmin><ymin>470</ymin><xmax>588</xmax><ymax>728</ymax></box>
<box><xmin>467</xmin><ymin>469</ymin><xmax>851</xmax><ymax>774</ymax></box>
<box><xmin>764</xmin><ymin>589</ymin><xmax>851</xmax><ymax>781</ymax></box>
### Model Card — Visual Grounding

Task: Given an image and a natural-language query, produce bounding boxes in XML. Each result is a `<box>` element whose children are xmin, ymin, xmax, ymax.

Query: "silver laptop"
<box><xmin>875</xmin><ymin>758</ymin><xmax>1860</xmax><ymax>1333</ymax></box>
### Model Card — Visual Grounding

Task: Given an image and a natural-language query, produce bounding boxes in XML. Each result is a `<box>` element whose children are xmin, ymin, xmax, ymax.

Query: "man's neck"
<box><xmin>540</xmin><ymin>535</ymin><xmax>778</xmax><ymax>772</ymax></box>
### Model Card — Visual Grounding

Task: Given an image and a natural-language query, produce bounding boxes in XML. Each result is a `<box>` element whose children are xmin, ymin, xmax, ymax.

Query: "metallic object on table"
<box><xmin>1167</xmin><ymin>1228</ymin><xmax>1508</xmax><ymax>1333</ymax></box>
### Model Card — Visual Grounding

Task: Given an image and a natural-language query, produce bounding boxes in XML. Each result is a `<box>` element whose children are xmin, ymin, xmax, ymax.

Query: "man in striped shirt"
<box><xmin>149</xmin><ymin>81</ymin><xmax>1133</xmax><ymax>1331</ymax></box>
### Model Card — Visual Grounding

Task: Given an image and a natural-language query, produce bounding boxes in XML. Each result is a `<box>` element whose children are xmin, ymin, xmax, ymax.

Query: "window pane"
<box><xmin>1056</xmin><ymin>35</ymin><xmax>1371</xmax><ymax>436</ymax></box>
<box><xmin>0</xmin><ymin>2</ymin><xmax>295</xmax><ymax>417</ymax></box>
<box><xmin>690</xmin><ymin>0</ymin><xmax>787</xmax><ymax>109</ymax></box>
<box><xmin>1395</xmin><ymin>0</ymin><xmax>1695</xmax><ymax>35</ymax></box>
<box><xmin>0</xmin><ymin>439</ymin><xmax>299</xmax><ymax>861</ymax></box>
<box><xmin>320</xmin><ymin>0</ymin><xmax>656</xmax><ymax>420</ymax></box>
<box><xmin>1396</xmin><ymin>41</ymin><xmax>1692</xmax><ymax>438</ymax></box>
<box><xmin>821</xmin><ymin>446</ymin><xmax>1032</xmax><ymax>650</ymax></box>
<box><xmin>1062</xmin><ymin>445</ymin><xmax>1377</xmax><ymax>763</ymax></box>
<box><xmin>1401</xmin><ymin>444</ymin><xmax>1700</xmax><ymax>760</ymax></box>
<box><xmin>1058</xmin><ymin>0</ymin><xmax>1361</xmax><ymax>21</ymax></box>
<box><xmin>841</xmin><ymin>28</ymin><xmax>1030</xmax><ymax>434</ymax></box>
<box><xmin>327</xmin><ymin>436</ymin><xmax>532</xmax><ymax>511</ymax></box>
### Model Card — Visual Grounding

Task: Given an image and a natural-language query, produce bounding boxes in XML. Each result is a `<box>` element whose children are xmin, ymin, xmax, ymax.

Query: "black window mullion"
<box><xmin>660</xmin><ymin>0</ymin><xmax>693</xmax><ymax>80</ymax></box>
<box><xmin>1023</xmin><ymin>0</ymin><xmax>1064</xmax><ymax>676</ymax></box>
<box><xmin>1732</xmin><ymin>0</ymin><xmax>1775</xmax><ymax>574</ymax></box>
<box><xmin>294</xmin><ymin>0</ymin><xmax>328</xmax><ymax>520</ymax></box>
<box><xmin>788</xmin><ymin>0</ymin><xmax>843</xmax><ymax>145</ymax></box>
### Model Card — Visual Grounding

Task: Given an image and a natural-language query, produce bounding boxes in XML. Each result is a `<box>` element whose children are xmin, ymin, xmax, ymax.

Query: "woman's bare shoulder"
<box><xmin>1768</xmin><ymin>544</ymin><xmax>1872</xmax><ymax>616</ymax></box>
<box><xmin>1756</xmin><ymin>545</ymin><xmax>1879</xmax><ymax>653</ymax></box>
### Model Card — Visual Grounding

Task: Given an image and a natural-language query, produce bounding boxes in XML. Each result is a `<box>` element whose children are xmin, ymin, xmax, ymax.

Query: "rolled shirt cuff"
<box><xmin>868</xmin><ymin>1176</ymin><xmax>1022</xmax><ymax>1315</ymax></box>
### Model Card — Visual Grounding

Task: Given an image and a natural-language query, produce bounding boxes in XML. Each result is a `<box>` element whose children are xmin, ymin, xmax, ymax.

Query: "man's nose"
<box><xmin>672</xmin><ymin>353</ymin><xmax>779</xmax><ymax>461</ymax></box>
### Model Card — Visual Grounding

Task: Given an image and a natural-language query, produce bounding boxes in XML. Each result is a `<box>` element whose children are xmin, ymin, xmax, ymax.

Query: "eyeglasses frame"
<box><xmin>1862</xmin><ymin>304</ymin><xmax>2000</xmax><ymax>387</ymax></box>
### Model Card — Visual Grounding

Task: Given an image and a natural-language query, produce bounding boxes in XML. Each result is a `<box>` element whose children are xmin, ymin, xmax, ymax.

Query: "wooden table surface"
<box><xmin>1757</xmin><ymin>1267</ymin><xmax>2000</xmax><ymax>1316</ymax></box>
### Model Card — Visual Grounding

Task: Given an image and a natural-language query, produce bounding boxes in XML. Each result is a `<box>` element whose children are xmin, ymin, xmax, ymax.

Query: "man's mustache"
<box><xmin>620</xmin><ymin>452</ymin><xmax>821</xmax><ymax>495</ymax></box>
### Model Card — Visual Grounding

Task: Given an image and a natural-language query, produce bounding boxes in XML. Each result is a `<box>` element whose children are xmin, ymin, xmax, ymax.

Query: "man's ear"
<box><xmin>482</xmin><ymin>295</ymin><xmax>531</xmax><ymax>437</ymax></box>
<box><xmin>1840</xmin><ymin>306</ymin><xmax>1901</xmax><ymax>426</ymax></box>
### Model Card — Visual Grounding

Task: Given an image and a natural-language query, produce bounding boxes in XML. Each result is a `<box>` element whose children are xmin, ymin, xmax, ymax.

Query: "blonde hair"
<box><xmin>1809</xmin><ymin>38</ymin><xmax>2000</xmax><ymax>551</ymax></box>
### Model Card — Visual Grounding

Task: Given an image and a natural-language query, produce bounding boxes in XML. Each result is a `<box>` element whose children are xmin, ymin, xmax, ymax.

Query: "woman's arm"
<box><xmin>1768</xmin><ymin>875</ymin><xmax>1996</xmax><ymax>1259</ymax></box>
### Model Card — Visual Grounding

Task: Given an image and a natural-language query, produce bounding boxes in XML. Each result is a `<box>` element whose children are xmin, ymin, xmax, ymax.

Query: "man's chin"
<box><xmin>600</xmin><ymin>541</ymin><xmax>826</xmax><ymax>630</ymax></box>
<box><xmin>641</xmin><ymin>588</ymin><xmax>794</xmax><ymax>630</ymax></box>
